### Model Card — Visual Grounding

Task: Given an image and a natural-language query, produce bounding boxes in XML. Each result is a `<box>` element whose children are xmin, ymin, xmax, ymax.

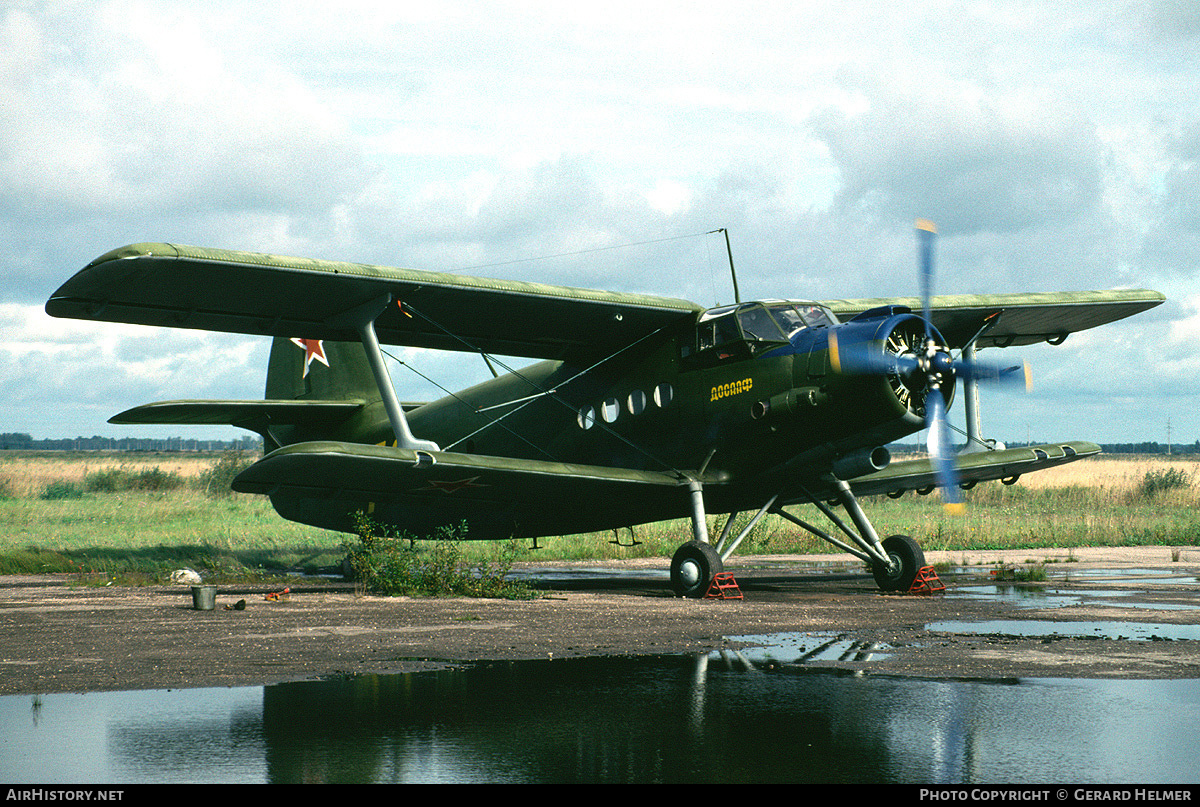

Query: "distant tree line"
<box><xmin>889</xmin><ymin>440</ymin><xmax>1200</xmax><ymax>456</ymax></box>
<box><xmin>0</xmin><ymin>433</ymin><xmax>261</xmax><ymax>452</ymax></box>
<box><xmin>1097</xmin><ymin>441</ymin><xmax>1200</xmax><ymax>455</ymax></box>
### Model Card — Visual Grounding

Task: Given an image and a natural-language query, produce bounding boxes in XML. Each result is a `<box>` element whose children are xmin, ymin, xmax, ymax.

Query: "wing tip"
<box><xmin>85</xmin><ymin>243</ymin><xmax>180</xmax><ymax>268</ymax></box>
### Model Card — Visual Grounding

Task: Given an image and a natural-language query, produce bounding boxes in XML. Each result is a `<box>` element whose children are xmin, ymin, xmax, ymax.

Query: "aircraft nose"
<box><xmin>829</xmin><ymin>313</ymin><xmax>955</xmax><ymax>419</ymax></box>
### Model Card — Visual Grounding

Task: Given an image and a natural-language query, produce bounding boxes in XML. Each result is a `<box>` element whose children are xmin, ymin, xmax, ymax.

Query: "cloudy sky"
<box><xmin>2</xmin><ymin>0</ymin><xmax>1198</xmax><ymax>447</ymax></box>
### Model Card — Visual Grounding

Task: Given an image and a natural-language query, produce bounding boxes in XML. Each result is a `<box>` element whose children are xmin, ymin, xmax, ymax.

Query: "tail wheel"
<box><xmin>671</xmin><ymin>541</ymin><xmax>723</xmax><ymax>598</ymax></box>
<box><xmin>871</xmin><ymin>534</ymin><xmax>925</xmax><ymax>592</ymax></box>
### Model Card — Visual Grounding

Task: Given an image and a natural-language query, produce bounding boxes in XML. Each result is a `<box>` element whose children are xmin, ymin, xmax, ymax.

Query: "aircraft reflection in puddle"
<box><xmin>717</xmin><ymin>631</ymin><xmax>892</xmax><ymax>667</ymax></box>
<box><xmin>5</xmin><ymin>640</ymin><xmax>1200</xmax><ymax>784</ymax></box>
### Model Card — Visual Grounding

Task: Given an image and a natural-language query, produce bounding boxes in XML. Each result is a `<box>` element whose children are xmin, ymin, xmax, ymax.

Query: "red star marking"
<box><xmin>290</xmin><ymin>338</ymin><xmax>329</xmax><ymax>378</ymax></box>
<box><xmin>421</xmin><ymin>476</ymin><xmax>486</xmax><ymax>494</ymax></box>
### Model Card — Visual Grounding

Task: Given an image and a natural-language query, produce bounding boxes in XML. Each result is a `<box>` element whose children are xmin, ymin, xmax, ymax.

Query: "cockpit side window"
<box><xmin>796</xmin><ymin>304</ymin><xmax>836</xmax><ymax>329</ymax></box>
<box><xmin>768</xmin><ymin>305</ymin><xmax>806</xmax><ymax>337</ymax></box>
<box><xmin>766</xmin><ymin>303</ymin><xmax>837</xmax><ymax>336</ymax></box>
<box><xmin>696</xmin><ymin>314</ymin><xmax>742</xmax><ymax>352</ymax></box>
<box><xmin>737</xmin><ymin>305</ymin><xmax>788</xmax><ymax>342</ymax></box>
<box><xmin>681</xmin><ymin>304</ymin><xmax>795</xmax><ymax>368</ymax></box>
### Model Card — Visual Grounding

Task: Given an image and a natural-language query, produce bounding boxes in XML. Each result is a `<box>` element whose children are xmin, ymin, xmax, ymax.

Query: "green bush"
<box><xmin>40</xmin><ymin>480</ymin><xmax>84</xmax><ymax>500</ymax></box>
<box><xmin>991</xmin><ymin>562</ymin><xmax>1048</xmax><ymax>582</ymax></box>
<box><xmin>85</xmin><ymin>466</ymin><xmax>184</xmax><ymax>493</ymax></box>
<box><xmin>198</xmin><ymin>450</ymin><xmax>256</xmax><ymax>498</ymax></box>
<box><xmin>345</xmin><ymin>512</ymin><xmax>530</xmax><ymax>599</ymax></box>
<box><xmin>0</xmin><ymin>547</ymin><xmax>79</xmax><ymax>575</ymax></box>
<box><xmin>1136</xmin><ymin>467</ymin><xmax>1191</xmax><ymax>499</ymax></box>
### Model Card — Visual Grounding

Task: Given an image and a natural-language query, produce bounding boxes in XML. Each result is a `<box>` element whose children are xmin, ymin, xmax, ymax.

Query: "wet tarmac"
<box><xmin>1</xmin><ymin>547</ymin><xmax>1199</xmax><ymax>782</ymax></box>
<box><xmin>0</xmin><ymin>545</ymin><xmax>1197</xmax><ymax>692</ymax></box>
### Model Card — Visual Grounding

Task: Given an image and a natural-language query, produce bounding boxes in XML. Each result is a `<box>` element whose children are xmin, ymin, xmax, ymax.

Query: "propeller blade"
<box><xmin>925</xmin><ymin>388</ymin><xmax>965</xmax><ymax>515</ymax></box>
<box><xmin>830</xmin><ymin>219</ymin><xmax>1028</xmax><ymax>515</ymax></box>
<box><xmin>916</xmin><ymin>219</ymin><xmax>937</xmax><ymax>334</ymax></box>
<box><xmin>957</xmin><ymin>358</ymin><xmax>1033</xmax><ymax>391</ymax></box>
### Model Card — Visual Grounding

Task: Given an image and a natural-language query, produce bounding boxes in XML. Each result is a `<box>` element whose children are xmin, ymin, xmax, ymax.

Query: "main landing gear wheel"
<box><xmin>671</xmin><ymin>540</ymin><xmax>723</xmax><ymax>598</ymax></box>
<box><xmin>871</xmin><ymin>534</ymin><xmax>925</xmax><ymax>592</ymax></box>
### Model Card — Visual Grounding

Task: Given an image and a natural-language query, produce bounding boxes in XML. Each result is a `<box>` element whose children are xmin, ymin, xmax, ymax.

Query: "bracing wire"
<box><xmin>382</xmin><ymin>347</ymin><xmax>559</xmax><ymax>461</ymax></box>
<box><xmin>396</xmin><ymin>301</ymin><xmax>689</xmax><ymax>478</ymax></box>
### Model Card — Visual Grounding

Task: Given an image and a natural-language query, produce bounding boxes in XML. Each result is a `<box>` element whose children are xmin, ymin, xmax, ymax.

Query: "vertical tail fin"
<box><xmin>263</xmin><ymin>337</ymin><xmax>382</xmax><ymax>450</ymax></box>
<box><xmin>266</xmin><ymin>338</ymin><xmax>379</xmax><ymax>401</ymax></box>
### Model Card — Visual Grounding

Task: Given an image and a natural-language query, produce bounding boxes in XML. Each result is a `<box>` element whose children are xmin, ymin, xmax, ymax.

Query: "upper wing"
<box><xmin>822</xmin><ymin>289</ymin><xmax>1165</xmax><ymax>349</ymax></box>
<box><xmin>46</xmin><ymin>243</ymin><xmax>703</xmax><ymax>362</ymax></box>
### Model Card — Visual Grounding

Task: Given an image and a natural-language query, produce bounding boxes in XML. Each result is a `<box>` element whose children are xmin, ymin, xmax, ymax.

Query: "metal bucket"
<box><xmin>191</xmin><ymin>585</ymin><xmax>217</xmax><ymax>611</ymax></box>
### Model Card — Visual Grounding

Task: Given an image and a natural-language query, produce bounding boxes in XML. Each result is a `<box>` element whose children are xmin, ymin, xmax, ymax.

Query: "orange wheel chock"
<box><xmin>705</xmin><ymin>572</ymin><xmax>743</xmax><ymax>600</ymax></box>
<box><xmin>908</xmin><ymin>566</ymin><xmax>945</xmax><ymax>595</ymax></box>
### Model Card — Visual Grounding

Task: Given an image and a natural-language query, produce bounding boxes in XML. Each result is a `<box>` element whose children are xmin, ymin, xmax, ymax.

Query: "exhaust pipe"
<box><xmin>832</xmin><ymin>446</ymin><xmax>890</xmax><ymax>479</ymax></box>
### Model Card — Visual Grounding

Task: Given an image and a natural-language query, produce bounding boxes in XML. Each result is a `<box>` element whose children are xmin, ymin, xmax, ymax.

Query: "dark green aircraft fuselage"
<box><xmin>266</xmin><ymin>302</ymin><xmax>936</xmax><ymax>538</ymax></box>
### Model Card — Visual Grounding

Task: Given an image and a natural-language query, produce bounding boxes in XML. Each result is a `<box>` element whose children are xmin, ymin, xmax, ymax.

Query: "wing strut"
<box><xmin>331</xmin><ymin>295</ymin><xmax>439</xmax><ymax>453</ymax></box>
<box><xmin>960</xmin><ymin>340</ymin><xmax>987</xmax><ymax>453</ymax></box>
<box><xmin>958</xmin><ymin>313</ymin><xmax>1005</xmax><ymax>453</ymax></box>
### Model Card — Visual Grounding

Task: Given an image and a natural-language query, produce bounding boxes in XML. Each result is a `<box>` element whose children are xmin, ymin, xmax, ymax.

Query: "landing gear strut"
<box><xmin>669</xmin><ymin>474</ymin><xmax>927</xmax><ymax>596</ymax></box>
<box><xmin>670</xmin><ymin>480</ymin><xmax>725</xmax><ymax>598</ymax></box>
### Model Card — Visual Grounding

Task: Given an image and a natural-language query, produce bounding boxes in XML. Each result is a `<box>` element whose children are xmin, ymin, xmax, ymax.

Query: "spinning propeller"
<box><xmin>831</xmin><ymin>220</ymin><xmax>1031</xmax><ymax>513</ymax></box>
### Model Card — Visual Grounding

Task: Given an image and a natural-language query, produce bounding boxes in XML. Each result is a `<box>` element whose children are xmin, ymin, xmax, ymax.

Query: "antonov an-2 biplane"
<box><xmin>45</xmin><ymin>223</ymin><xmax>1164</xmax><ymax>596</ymax></box>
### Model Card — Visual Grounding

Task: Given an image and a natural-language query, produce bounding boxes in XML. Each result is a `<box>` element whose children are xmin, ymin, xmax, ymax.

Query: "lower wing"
<box><xmin>844</xmin><ymin>441</ymin><xmax>1099</xmax><ymax>498</ymax></box>
<box><xmin>230</xmin><ymin>441</ymin><xmax>719</xmax><ymax>538</ymax></box>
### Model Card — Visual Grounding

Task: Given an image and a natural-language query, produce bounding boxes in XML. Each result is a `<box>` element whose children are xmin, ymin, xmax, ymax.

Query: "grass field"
<box><xmin>0</xmin><ymin>451</ymin><xmax>1197</xmax><ymax>583</ymax></box>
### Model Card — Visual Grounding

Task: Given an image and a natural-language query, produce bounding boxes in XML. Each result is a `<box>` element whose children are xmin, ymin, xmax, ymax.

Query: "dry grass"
<box><xmin>0</xmin><ymin>451</ymin><xmax>1197</xmax><ymax>579</ymax></box>
<box><xmin>0</xmin><ymin>452</ymin><xmax>215</xmax><ymax>498</ymax></box>
<box><xmin>863</xmin><ymin>455</ymin><xmax>1200</xmax><ymax>552</ymax></box>
<box><xmin>1012</xmin><ymin>455</ymin><xmax>1198</xmax><ymax>492</ymax></box>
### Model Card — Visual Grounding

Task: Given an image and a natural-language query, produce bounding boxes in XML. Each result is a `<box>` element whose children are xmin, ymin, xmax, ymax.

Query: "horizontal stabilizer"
<box><xmin>840</xmin><ymin>441</ymin><xmax>1100</xmax><ymax>499</ymax></box>
<box><xmin>109</xmin><ymin>399</ymin><xmax>368</xmax><ymax>429</ymax></box>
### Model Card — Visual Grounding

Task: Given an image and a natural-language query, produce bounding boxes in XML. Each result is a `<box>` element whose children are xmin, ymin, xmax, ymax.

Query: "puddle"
<box><xmin>948</xmin><ymin>584</ymin><xmax>1083</xmax><ymax>609</ymax></box>
<box><xmin>947</xmin><ymin>583</ymin><xmax>1200</xmax><ymax>612</ymax></box>
<box><xmin>507</xmin><ymin>567</ymin><xmax>668</xmax><ymax>588</ymax></box>
<box><xmin>927</xmin><ymin>619</ymin><xmax>1200</xmax><ymax>642</ymax></box>
<box><xmin>1095</xmin><ymin>601</ymin><xmax>1200</xmax><ymax>611</ymax></box>
<box><xmin>1063</xmin><ymin>569</ymin><xmax>1195</xmax><ymax>579</ymax></box>
<box><xmin>511</xmin><ymin>559</ymin><xmax>863</xmax><ymax>587</ymax></box>
<box><xmin>512</xmin><ymin>566</ymin><xmax>665</xmax><ymax>580</ymax></box>
<box><xmin>3</xmin><ymin>657</ymin><xmax>1200</xmax><ymax>784</ymax></box>
<box><xmin>745</xmin><ymin>560</ymin><xmax>863</xmax><ymax>574</ymax></box>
